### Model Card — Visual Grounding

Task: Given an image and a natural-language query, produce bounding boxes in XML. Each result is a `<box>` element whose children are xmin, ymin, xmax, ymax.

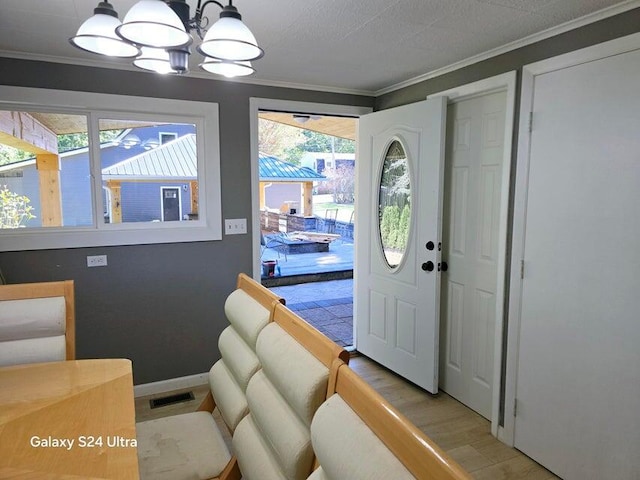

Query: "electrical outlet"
<box><xmin>87</xmin><ymin>255</ymin><xmax>108</xmax><ymax>267</ymax></box>
<box><xmin>225</xmin><ymin>218</ymin><xmax>247</xmax><ymax>235</ymax></box>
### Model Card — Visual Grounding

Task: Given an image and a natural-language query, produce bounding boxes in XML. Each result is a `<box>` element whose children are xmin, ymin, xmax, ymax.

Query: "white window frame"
<box><xmin>0</xmin><ymin>85</ymin><xmax>222</xmax><ymax>251</ymax></box>
<box><xmin>159</xmin><ymin>131</ymin><xmax>178</xmax><ymax>144</ymax></box>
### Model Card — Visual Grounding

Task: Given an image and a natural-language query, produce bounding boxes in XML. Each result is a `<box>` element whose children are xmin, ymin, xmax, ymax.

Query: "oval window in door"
<box><xmin>378</xmin><ymin>139</ymin><xmax>411</xmax><ymax>269</ymax></box>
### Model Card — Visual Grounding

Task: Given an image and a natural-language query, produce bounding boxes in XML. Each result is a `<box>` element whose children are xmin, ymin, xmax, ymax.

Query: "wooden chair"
<box><xmin>231</xmin><ymin>301</ymin><xmax>350</xmax><ymax>480</ymax></box>
<box><xmin>136</xmin><ymin>273</ymin><xmax>285</xmax><ymax>480</ymax></box>
<box><xmin>308</xmin><ymin>362</ymin><xmax>472</xmax><ymax>480</ymax></box>
<box><xmin>0</xmin><ymin>280</ymin><xmax>75</xmax><ymax>367</ymax></box>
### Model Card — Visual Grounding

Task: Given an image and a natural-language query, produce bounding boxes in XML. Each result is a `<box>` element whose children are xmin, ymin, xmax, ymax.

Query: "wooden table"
<box><xmin>0</xmin><ymin>359</ymin><xmax>139</xmax><ymax>479</ymax></box>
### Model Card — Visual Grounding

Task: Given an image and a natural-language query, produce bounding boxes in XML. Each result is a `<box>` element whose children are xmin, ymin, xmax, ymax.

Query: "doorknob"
<box><xmin>441</xmin><ymin>261</ymin><xmax>448</xmax><ymax>272</ymax></box>
<box><xmin>421</xmin><ymin>261</ymin><xmax>434</xmax><ymax>272</ymax></box>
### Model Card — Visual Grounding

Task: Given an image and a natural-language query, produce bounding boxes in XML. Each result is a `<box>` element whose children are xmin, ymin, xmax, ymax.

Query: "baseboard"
<box><xmin>134</xmin><ymin>372</ymin><xmax>209</xmax><ymax>398</ymax></box>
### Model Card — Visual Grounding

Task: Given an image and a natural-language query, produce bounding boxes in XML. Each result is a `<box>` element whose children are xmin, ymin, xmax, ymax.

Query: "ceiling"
<box><xmin>0</xmin><ymin>0</ymin><xmax>635</xmax><ymax>95</ymax></box>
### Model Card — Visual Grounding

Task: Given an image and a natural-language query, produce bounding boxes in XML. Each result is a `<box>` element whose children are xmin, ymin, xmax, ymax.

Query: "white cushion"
<box><xmin>310</xmin><ymin>395</ymin><xmax>414</xmax><ymax>480</ymax></box>
<box><xmin>224</xmin><ymin>289</ymin><xmax>270</xmax><ymax>349</ymax></box>
<box><xmin>218</xmin><ymin>326</ymin><xmax>260</xmax><ymax>391</ymax></box>
<box><xmin>257</xmin><ymin>323</ymin><xmax>329</xmax><ymax>425</ymax></box>
<box><xmin>0</xmin><ymin>297</ymin><xmax>66</xmax><ymax>341</ymax></box>
<box><xmin>0</xmin><ymin>335</ymin><xmax>65</xmax><ymax>366</ymax></box>
<box><xmin>246</xmin><ymin>370</ymin><xmax>314</xmax><ymax>480</ymax></box>
<box><xmin>233</xmin><ymin>415</ymin><xmax>288</xmax><ymax>480</ymax></box>
<box><xmin>137</xmin><ymin>411</ymin><xmax>231</xmax><ymax>480</ymax></box>
<box><xmin>209</xmin><ymin>359</ymin><xmax>248</xmax><ymax>432</ymax></box>
<box><xmin>306</xmin><ymin>467</ymin><xmax>330</xmax><ymax>480</ymax></box>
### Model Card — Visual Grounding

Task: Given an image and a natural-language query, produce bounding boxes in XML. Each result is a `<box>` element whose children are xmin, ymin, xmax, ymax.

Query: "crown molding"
<box><xmin>374</xmin><ymin>0</ymin><xmax>640</xmax><ymax>96</ymax></box>
<box><xmin>0</xmin><ymin>50</ymin><xmax>376</xmax><ymax>98</ymax></box>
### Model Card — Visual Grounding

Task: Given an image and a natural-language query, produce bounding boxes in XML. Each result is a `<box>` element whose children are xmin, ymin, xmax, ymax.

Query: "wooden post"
<box><xmin>106</xmin><ymin>180</ymin><xmax>122</xmax><ymax>224</ymax></box>
<box><xmin>189</xmin><ymin>181</ymin><xmax>199</xmax><ymax>217</ymax></box>
<box><xmin>303</xmin><ymin>182</ymin><xmax>313</xmax><ymax>217</ymax></box>
<box><xmin>259</xmin><ymin>182</ymin><xmax>267</xmax><ymax>210</ymax></box>
<box><xmin>36</xmin><ymin>154</ymin><xmax>62</xmax><ymax>227</ymax></box>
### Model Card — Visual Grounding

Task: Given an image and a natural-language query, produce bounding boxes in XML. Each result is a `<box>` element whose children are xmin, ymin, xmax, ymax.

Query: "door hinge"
<box><xmin>528</xmin><ymin>112</ymin><xmax>533</xmax><ymax>133</ymax></box>
<box><xmin>514</xmin><ymin>398</ymin><xmax>519</xmax><ymax>417</ymax></box>
<box><xmin>520</xmin><ymin>260</ymin><xmax>525</xmax><ymax>279</ymax></box>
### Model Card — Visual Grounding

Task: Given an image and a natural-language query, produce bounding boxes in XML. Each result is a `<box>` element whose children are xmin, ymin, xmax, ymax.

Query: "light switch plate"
<box><xmin>225</xmin><ymin>218</ymin><xmax>247</xmax><ymax>235</ymax></box>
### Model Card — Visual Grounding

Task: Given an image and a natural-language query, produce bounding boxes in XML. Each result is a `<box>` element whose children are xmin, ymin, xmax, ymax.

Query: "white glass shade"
<box><xmin>133</xmin><ymin>47</ymin><xmax>174</xmax><ymax>74</ymax></box>
<box><xmin>200</xmin><ymin>59</ymin><xmax>254</xmax><ymax>77</ymax></box>
<box><xmin>116</xmin><ymin>0</ymin><xmax>191</xmax><ymax>49</ymax></box>
<box><xmin>70</xmin><ymin>13</ymin><xmax>139</xmax><ymax>57</ymax></box>
<box><xmin>197</xmin><ymin>17</ymin><xmax>263</xmax><ymax>61</ymax></box>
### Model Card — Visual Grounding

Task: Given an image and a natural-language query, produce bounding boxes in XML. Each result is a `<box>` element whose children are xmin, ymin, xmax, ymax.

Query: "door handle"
<box><xmin>440</xmin><ymin>261</ymin><xmax>448</xmax><ymax>272</ymax></box>
<box><xmin>421</xmin><ymin>261</ymin><xmax>434</xmax><ymax>272</ymax></box>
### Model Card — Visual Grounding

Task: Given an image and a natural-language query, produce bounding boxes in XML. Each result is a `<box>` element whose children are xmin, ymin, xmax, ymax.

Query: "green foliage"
<box><xmin>379</xmin><ymin>203</ymin><xmax>411</xmax><ymax>251</ymax></box>
<box><xmin>0</xmin><ymin>185</ymin><xmax>35</xmax><ymax>228</ymax></box>
<box><xmin>280</xmin><ymin>130</ymin><xmax>356</xmax><ymax>165</ymax></box>
<box><xmin>0</xmin><ymin>145</ymin><xmax>31</xmax><ymax>166</ymax></box>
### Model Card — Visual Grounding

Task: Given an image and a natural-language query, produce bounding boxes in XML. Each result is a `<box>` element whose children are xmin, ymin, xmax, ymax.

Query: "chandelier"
<box><xmin>70</xmin><ymin>0</ymin><xmax>263</xmax><ymax>77</ymax></box>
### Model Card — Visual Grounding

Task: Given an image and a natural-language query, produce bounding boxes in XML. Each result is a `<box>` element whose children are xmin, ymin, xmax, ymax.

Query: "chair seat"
<box><xmin>137</xmin><ymin>411</ymin><xmax>231</xmax><ymax>480</ymax></box>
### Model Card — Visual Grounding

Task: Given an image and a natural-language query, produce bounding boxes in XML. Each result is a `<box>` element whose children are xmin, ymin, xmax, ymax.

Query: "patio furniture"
<box><xmin>261</xmin><ymin>232</ymin><xmax>289</xmax><ymax>261</ymax></box>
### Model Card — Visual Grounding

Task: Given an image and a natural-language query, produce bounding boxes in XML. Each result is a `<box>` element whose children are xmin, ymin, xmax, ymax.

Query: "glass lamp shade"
<box><xmin>133</xmin><ymin>47</ymin><xmax>175</xmax><ymax>74</ymax></box>
<box><xmin>116</xmin><ymin>0</ymin><xmax>192</xmax><ymax>49</ymax></box>
<box><xmin>200</xmin><ymin>58</ymin><xmax>254</xmax><ymax>77</ymax></box>
<box><xmin>70</xmin><ymin>12</ymin><xmax>140</xmax><ymax>57</ymax></box>
<box><xmin>197</xmin><ymin>17</ymin><xmax>263</xmax><ymax>62</ymax></box>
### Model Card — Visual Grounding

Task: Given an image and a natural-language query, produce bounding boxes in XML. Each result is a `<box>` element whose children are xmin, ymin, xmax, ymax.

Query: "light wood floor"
<box><xmin>135</xmin><ymin>354</ymin><xmax>559</xmax><ymax>480</ymax></box>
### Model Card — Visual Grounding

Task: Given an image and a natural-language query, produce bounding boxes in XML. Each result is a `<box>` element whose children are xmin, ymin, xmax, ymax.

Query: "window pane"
<box><xmin>378</xmin><ymin>140</ymin><xmax>411</xmax><ymax>268</ymax></box>
<box><xmin>0</xmin><ymin>111</ymin><xmax>92</xmax><ymax>228</ymax></box>
<box><xmin>98</xmin><ymin>120</ymin><xmax>198</xmax><ymax>224</ymax></box>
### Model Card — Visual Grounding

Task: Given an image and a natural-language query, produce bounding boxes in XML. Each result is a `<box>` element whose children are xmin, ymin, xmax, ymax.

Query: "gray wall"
<box><xmin>1</xmin><ymin>7</ymin><xmax>639</xmax><ymax>386</ymax></box>
<box><xmin>0</xmin><ymin>59</ymin><xmax>373</xmax><ymax>384</ymax></box>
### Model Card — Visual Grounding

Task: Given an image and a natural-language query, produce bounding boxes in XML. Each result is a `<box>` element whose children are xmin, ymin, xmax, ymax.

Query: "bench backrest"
<box><xmin>308</xmin><ymin>363</ymin><xmax>472</xmax><ymax>480</ymax></box>
<box><xmin>207</xmin><ymin>273</ymin><xmax>285</xmax><ymax>432</ymax></box>
<box><xmin>232</xmin><ymin>302</ymin><xmax>349</xmax><ymax>480</ymax></box>
<box><xmin>0</xmin><ymin>280</ymin><xmax>75</xmax><ymax>367</ymax></box>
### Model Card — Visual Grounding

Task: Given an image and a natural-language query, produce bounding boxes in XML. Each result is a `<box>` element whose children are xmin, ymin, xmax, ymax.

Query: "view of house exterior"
<box><xmin>0</xmin><ymin>123</ymin><xmax>196</xmax><ymax>227</ymax></box>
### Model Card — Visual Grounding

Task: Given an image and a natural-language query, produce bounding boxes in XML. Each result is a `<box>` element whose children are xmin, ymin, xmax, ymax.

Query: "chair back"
<box><xmin>0</xmin><ymin>280</ymin><xmax>75</xmax><ymax>367</ymax></box>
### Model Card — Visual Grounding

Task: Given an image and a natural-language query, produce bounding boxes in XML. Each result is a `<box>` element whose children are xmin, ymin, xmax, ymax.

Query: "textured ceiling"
<box><xmin>0</xmin><ymin>0</ymin><xmax>635</xmax><ymax>94</ymax></box>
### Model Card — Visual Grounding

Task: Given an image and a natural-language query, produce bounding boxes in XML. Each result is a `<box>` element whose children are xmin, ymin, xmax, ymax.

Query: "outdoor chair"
<box><xmin>261</xmin><ymin>232</ymin><xmax>288</xmax><ymax>261</ymax></box>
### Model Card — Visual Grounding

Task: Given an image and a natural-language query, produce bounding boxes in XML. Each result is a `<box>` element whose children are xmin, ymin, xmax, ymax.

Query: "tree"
<box><xmin>258</xmin><ymin>119</ymin><xmax>304</xmax><ymax>162</ymax></box>
<box><xmin>0</xmin><ymin>185</ymin><xmax>35</xmax><ymax>228</ymax></box>
<box><xmin>324</xmin><ymin>163</ymin><xmax>355</xmax><ymax>204</ymax></box>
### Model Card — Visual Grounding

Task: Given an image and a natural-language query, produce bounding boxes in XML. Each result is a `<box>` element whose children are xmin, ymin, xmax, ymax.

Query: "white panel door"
<box><xmin>439</xmin><ymin>91</ymin><xmax>506</xmax><ymax>419</ymax></box>
<box><xmin>356</xmin><ymin>98</ymin><xmax>446</xmax><ymax>393</ymax></box>
<box><xmin>514</xmin><ymin>48</ymin><xmax>640</xmax><ymax>479</ymax></box>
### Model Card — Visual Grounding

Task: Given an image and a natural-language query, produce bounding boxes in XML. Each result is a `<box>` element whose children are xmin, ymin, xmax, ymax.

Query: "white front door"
<box><xmin>439</xmin><ymin>90</ymin><xmax>507</xmax><ymax>419</ymax></box>
<box><xmin>512</xmin><ymin>43</ymin><xmax>640</xmax><ymax>479</ymax></box>
<box><xmin>355</xmin><ymin>98</ymin><xmax>446</xmax><ymax>393</ymax></box>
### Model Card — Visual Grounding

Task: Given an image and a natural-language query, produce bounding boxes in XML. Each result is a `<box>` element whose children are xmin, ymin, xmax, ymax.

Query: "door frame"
<box><xmin>428</xmin><ymin>71</ymin><xmax>516</xmax><ymax>439</ymax></box>
<box><xmin>504</xmin><ymin>33</ymin><xmax>640</xmax><ymax>447</ymax></box>
<box><xmin>160</xmin><ymin>186</ymin><xmax>182</xmax><ymax>222</ymax></box>
<box><xmin>249</xmin><ymin>98</ymin><xmax>372</xmax><ymax>281</ymax></box>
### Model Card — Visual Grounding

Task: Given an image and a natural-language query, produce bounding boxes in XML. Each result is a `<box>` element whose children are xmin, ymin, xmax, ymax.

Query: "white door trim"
<box><xmin>427</xmin><ymin>71</ymin><xmax>516</xmax><ymax>439</ymax></box>
<box><xmin>504</xmin><ymin>32</ymin><xmax>640</xmax><ymax>447</ymax></box>
<box><xmin>249</xmin><ymin>98</ymin><xmax>372</xmax><ymax>280</ymax></box>
<box><xmin>160</xmin><ymin>186</ymin><xmax>183</xmax><ymax>222</ymax></box>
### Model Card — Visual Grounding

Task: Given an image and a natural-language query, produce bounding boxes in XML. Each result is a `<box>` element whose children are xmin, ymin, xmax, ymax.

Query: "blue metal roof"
<box><xmin>102</xmin><ymin>134</ymin><xmax>197</xmax><ymax>180</ymax></box>
<box><xmin>259</xmin><ymin>153</ymin><xmax>326</xmax><ymax>182</ymax></box>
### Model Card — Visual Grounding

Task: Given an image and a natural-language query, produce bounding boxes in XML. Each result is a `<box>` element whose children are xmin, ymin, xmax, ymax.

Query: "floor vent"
<box><xmin>149</xmin><ymin>391</ymin><xmax>195</xmax><ymax>409</ymax></box>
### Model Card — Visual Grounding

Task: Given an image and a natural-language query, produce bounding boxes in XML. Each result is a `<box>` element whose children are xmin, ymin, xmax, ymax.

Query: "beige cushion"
<box><xmin>233</xmin><ymin>415</ymin><xmax>287</xmax><ymax>480</ymax></box>
<box><xmin>306</xmin><ymin>467</ymin><xmax>330</xmax><ymax>480</ymax></box>
<box><xmin>256</xmin><ymin>323</ymin><xmax>328</xmax><ymax>425</ymax></box>
<box><xmin>234</xmin><ymin>322</ymin><xmax>330</xmax><ymax>480</ymax></box>
<box><xmin>224</xmin><ymin>289</ymin><xmax>271</xmax><ymax>349</ymax></box>
<box><xmin>247</xmin><ymin>370</ymin><xmax>314</xmax><ymax>479</ymax></box>
<box><xmin>0</xmin><ymin>335</ymin><xmax>65</xmax><ymax>366</ymax></box>
<box><xmin>137</xmin><ymin>411</ymin><xmax>231</xmax><ymax>480</ymax></box>
<box><xmin>209</xmin><ymin>359</ymin><xmax>248</xmax><ymax>432</ymax></box>
<box><xmin>0</xmin><ymin>296</ymin><xmax>67</xmax><ymax>366</ymax></box>
<box><xmin>0</xmin><ymin>297</ymin><xmax>66</xmax><ymax>340</ymax></box>
<box><xmin>218</xmin><ymin>326</ymin><xmax>260</xmax><ymax>391</ymax></box>
<box><xmin>309</xmin><ymin>395</ymin><xmax>414</xmax><ymax>480</ymax></box>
